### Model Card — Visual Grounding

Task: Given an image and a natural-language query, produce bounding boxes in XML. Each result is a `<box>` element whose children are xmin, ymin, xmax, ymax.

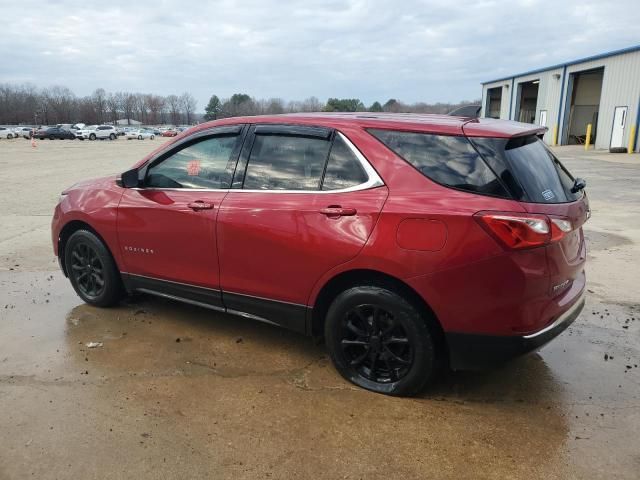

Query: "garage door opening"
<box><xmin>515</xmin><ymin>80</ymin><xmax>539</xmax><ymax>124</ymax></box>
<box><xmin>565</xmin><ymin>67</ymin><xmax>604</xmax><ymax>145</ymax></box>
<box><xmin>485</xmin><ymin>87</ymin><xmax>502</xmax><ymax>119</ymax></box>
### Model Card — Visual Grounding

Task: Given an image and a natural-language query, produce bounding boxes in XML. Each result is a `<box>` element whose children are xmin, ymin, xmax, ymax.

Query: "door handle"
<box><xmin>188</xmin><ymin>201</ymin><xmax>214</xmax><ymax>211</ymax></box>
<box><xmin>320</xmin><ymin>206</ymin><xmax>357</xmax><ymax>217</ymax></box>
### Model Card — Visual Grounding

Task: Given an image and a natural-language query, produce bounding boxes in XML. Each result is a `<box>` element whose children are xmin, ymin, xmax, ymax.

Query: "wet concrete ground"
<box><xmin>1</xmin><ymin>141</ymin><xmax>639</xmax><ymax>479</ymax></box>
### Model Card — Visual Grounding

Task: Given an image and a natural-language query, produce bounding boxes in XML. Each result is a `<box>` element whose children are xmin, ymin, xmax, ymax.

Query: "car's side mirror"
<box><xmin>119</xmin><ymin>168</ymin><xmax>140</xmax><ymax>188</ymax></box>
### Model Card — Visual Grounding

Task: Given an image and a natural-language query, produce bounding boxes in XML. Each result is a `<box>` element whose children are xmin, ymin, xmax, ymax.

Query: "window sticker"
<box><xmin>187</xmin><ymin>160</ymin><xmax>200</xmax><ymax>176</ymax></box>
<box><xmin>542</xmin><ymin>189</ymin><xmax>555</xmax><ymax>201</ymax></box>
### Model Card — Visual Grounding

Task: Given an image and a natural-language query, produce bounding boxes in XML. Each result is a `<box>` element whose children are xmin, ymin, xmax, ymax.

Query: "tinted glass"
<box><xmin>243</xmin><ymin>134</ymin><xmax>330</xmax><ymax>190</ymax></box>
<box><xmin>369</xmin><ymin>129</ymin><xmax>509</xmax><ymax>197</ymax></box>
<box><xmin>470</xmin><ymin>136</ymin><xmax>581</xmax><ymax>203</ymax></box>
<box><xmin>146</xmin><ymin>135</ymin><xmax>239</xmax><ymax>189</ymax></box>
<box><xmin>322</xmin><ymin>135</ymin><xmax>368</xmax><ymax>190</ymax></box>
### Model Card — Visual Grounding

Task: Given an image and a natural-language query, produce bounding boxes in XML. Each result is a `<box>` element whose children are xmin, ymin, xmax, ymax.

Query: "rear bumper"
<box><xmin>446</xmin><ymin>291</ymin><xmax>585</xmax><ymax>370</ymax></box>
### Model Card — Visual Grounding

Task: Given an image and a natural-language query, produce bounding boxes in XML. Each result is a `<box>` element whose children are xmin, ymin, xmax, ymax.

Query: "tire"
<box><xmin>89</xmin><ymin>133</ymin><xmax>96</xmax><ymax>141</ymax></box>
<box><xmin>64</xmin><ymin>230</ymin><xmax>124</xmax><ymax>307</ymax></box>
<box><xmin>325</xmin><ymin>286</ymin><xmax>437</xmax><ymax>396</ymax></box>
<box><xmin>150</xmin><ymin>135</ymin><xmax>154</xmax><ymax>140</ymax></box>
<box><xmin>8</xmin><ymin>133</ymin><xmax>13</xmax><ymax>139</ymax></box>
<box><xmin>138</xmin><ymin>135</ymin><xmax>142</xmax><ymax>140</ymax></box>
<box><xmin>109</xmin><ymin>133</ymin><xmax>116</xmax><ymax>140</ymax></box>
<box><xmin>49</xmin><ymin>135</ymin><xmax>55</xmax><ymax>140</ymax></box>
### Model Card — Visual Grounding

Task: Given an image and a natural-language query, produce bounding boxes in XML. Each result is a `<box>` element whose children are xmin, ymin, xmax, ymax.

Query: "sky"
<box><xmin>1</xmin><ymin>0</ymin><xmax>639</xmax><ymax>110</ymax></box>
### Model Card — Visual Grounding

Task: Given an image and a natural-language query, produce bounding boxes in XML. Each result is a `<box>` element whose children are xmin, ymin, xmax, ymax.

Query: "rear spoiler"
<box><xmin>461</xmin><ymin>118</ymin><xmax>547</xmax><ymax>139</ymax></box>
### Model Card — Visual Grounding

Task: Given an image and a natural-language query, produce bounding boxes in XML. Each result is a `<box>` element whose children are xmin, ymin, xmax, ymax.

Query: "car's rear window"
<box><xmin>368</xmin><ymin>129</ymin><xmax>509</xmax><ymax>198</ymax></box>
<box><xmin>469</xmin><ymin>136</ymin><xmax>582</xmax><ymax>204</ymax></box>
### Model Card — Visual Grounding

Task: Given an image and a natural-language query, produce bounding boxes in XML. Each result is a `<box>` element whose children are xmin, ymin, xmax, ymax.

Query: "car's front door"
<box><xmin>217</xmin><ymin>125</ymin><xmax>388</xmax><ymax>332</ymax></box>
<box><xmin>117</xmin><ymin>126</ymin><xmax>246</xmax><ymax>308</ymax></box>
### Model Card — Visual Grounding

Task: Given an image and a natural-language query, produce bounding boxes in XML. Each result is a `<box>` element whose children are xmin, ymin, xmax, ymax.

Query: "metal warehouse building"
<box><xmin>480</xmin><ymin>45</ymin><xmax>640</xmax><ymax>152</ymax></box>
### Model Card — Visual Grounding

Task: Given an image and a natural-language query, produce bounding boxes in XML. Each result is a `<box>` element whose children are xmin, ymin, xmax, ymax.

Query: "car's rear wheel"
<box><xmin>325</xmin><ymin>286</ymin><xmax>438</xmax><ymax>396</ymax></box>
<box><xmin>109</xmin><ymin>133</ymin><xmax>116</xmax><ymax>140</ymax></box>
<box><xmin>64</xmin><ymin>230</ymin><xmax>123</xmax><ymax>307</ymax></box>
<box><xmin>150</xmin><ymin>135</ymin><xmax>154</xmax><ymax>140</ymax></box>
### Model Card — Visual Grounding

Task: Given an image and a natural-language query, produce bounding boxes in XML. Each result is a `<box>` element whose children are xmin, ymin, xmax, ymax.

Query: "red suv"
<box><xmin>52</xmin><ymin>113</ymin><xmax>588</xmax><ymax>395</ymax></box>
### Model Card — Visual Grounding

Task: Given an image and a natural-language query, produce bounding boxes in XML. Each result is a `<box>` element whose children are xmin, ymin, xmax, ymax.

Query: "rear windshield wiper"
<box><xmin>571</xmin><ymin>178</ymin><xmax>586</xmax><ymax>193</ymax></box>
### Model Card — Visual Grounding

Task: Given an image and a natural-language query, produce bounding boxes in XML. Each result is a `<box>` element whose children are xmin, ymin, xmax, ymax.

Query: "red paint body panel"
<box><xmin>117</xmin><ymin>188</ymin><xmax>228</xmax><ymax>288</ymax></box>
<box><xmin>217</xmin><ymin>187</ymin><xmax>388</xmax><ymax>304</ymax></box>
<box><xmin>53</xmin><ymin>113</ymin><xmax>586</xmax><ymax>345</ymax></box>
<box><xmin>396</xmin><ymin>219</ymin><xmax>447</xmax><ymax>252</ymax></box>
<box><xmin>52</xmin><ymin>175</ymin><xmax>125</xmax><ymax>269</ymax></box>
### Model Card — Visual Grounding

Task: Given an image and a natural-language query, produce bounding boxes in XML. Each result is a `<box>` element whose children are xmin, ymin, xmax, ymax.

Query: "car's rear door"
<box><xmin>117</xmin><ymin>125</ymin><xmax>246</xmax><ymax>308</ymax></box>
<box><xmin>216</xmin><ymin>125</ymin><xmax>388</xmax><ymax>333</ymax></box>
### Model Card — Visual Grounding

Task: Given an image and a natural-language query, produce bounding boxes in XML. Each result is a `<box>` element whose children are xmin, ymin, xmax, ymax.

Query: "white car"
<box><xmin>93</xmin><ymin>125</ymin><xmax>118</xmax><ymax>140</ymax></box>
<box><xmin>77</xmin><ymin>125</ymin><xmax>118</xmax><ymax>140</ymax></box>
<box><xmin>75</xmin><ymin>125</ymin><xmax>97</xmax><ymax>140</ymax></box>
<box><xmin>15</xmin><ymin>127</ymin><xmax>34</xmax><ymax>139</ymax></box>
<box><xmin>125</xmin><ymin>129</ymin><xmax>155</xmax><ymax>140</ymax></box>
<box><xmin>0</xmin><ymin>126</ymin><xmax>15</xmax><ymax>139</ymax></box>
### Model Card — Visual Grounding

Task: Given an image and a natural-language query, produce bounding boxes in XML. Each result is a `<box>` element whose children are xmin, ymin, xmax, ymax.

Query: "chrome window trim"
<box><xmin>129</xmin><ymin>131</ymin><xmax>384</xmax><ymax>194</ymax></box>
<box><xmin>238</xmin><ymin>131</ymin><xmax>384</xmax><ymax>194</ymax></box>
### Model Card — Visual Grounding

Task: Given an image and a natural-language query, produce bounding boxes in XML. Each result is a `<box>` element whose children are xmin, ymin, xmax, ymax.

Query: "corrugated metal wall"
<box><xmin>481</xmin><ymin>49</ymin><xmax>640</xmax><ymax>151</ymax></box>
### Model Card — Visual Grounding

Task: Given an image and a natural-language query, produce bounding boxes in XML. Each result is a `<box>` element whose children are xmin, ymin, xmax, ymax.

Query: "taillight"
<box><xmin>550</xmin><ymin>218</ymin><xmax>572</xmax><ymax>242</ymax></box>
<box><xmin>474</xmin><ymin>212</ymin><xmax>572</xmax><ymax>250</ymax></box>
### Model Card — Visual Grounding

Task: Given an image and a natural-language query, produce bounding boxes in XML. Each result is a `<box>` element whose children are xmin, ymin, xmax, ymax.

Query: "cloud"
<box><xmin>0</xmin><ymin>0</ymin><xmax>639</xmax><ymax>109</ymax></box>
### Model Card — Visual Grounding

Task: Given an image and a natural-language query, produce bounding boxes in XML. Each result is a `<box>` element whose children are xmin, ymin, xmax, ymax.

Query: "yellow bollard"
<box><xmin>552</xmin><ymin>124</ymin><xmax>558</xmax><ymax>146</ymax></box>
<box><xmin>628</xmin><ymin>125</ymin><xmax>636</xmax><ymax>154</ymax></box>
<box><xmin>584</xmin><ymin>123</ymin><xmax>592</xmax><ymax>150</ymax></box>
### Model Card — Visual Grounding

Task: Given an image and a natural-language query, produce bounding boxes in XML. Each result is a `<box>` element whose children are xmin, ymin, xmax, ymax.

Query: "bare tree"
<box><xmin>179</xmin><ymin>92</ymin><xmax>197</xmax><ymax>124</ymax></box>
<box><xmin>166</xmin><ymin>95</ymin><xmax>181</xmax><ymax>125</ymax></box>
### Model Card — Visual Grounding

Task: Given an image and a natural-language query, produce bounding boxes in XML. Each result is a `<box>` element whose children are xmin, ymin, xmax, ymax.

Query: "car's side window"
<box><xmin>243</xmin><ymin>134</ymin><xmax>331</xmax><ymax>190</ymax></box>
<box><xmin>321</xmin><ymin>135</ymin><xmax>368</xmax><ymax>190</ymax></box>
<box><xmin>146</xmin><ymin>134</ymin><xmax>240</xmax><ymax>189</ymax></box>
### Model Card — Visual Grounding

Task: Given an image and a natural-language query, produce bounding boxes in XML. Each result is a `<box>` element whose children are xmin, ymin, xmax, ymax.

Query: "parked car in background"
<box><xmin>51</xmin><ymin>113</ymin><xmax>589</xmax><ymax>396</ymax></box>
<box><xmin>125</xmin><ymin>129</ymin><xmax>155</xmax><ymax>140</ymax></box>
<box><xmin>92</xmin><ymin>125</ymin><xmax>118</xmax><ymax>140</ymax></box>
<box><xmin>75</xmin><ymin>125</ymin><xmax>97</xmax><ymax>140</ymax></box>
<box><xmin>0</xmin><ymin>126</ymin><xmax>16</xmax><ymax>139</ymax></box>
<box><xmin>15</xmin><ymin>127</ymin><xmax>34</xmax><ymax>139</ymax></box>
<box><xmin>34</xmin><ymin>126</ymin><xmax>76</xmax><ymax>140</ymax></box>
<box><xmin>161</xmin><ymin>129</ymin><xmax>178</xmax><ymax>137</ymax></box>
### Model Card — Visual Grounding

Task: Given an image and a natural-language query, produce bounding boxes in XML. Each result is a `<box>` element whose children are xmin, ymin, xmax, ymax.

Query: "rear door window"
<box><xmin>243</xmin><ymin>134</ymin><xmax>330</xmax><ymax>190</ymax></box>
<box><xmin>368</xmin><ymin>129</ymin><xmax>509</xmax><ymax>197</ymax></box>
<box><xmin>321</xmin><ymin>135</ymin><xmax>368</xmax><ymax>190</ymax></box>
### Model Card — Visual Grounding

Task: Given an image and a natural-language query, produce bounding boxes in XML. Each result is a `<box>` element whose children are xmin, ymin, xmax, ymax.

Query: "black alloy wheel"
<box><xmin>64</xmin><ymin>230</ymin><xmax>123</xmax><ymax>307</ymax></box>
<box><xmin>340</xmin><ymin>304</ymin><xmax>413</xmax><ymax>383</ymax></box>
<box><xmin>69</xmin><ymin>242</ymin><xmax>105</xmax><ymax>299</ymax></box>
<box><xmin>325</xmin><ymin>285</ymin><xmax>438</xmax><ymax>396</ymax></box>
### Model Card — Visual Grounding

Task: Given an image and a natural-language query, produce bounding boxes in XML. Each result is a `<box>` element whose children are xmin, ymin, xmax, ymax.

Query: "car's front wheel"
<box><xmin>325</xmin><ymin>286</ymin><xmax>438</xmax><ymax>396</ymax></box>
<box><xmin>89</xmin><ymin>133</ymin><xmax>96</xmax><ymax>140</ymax></box>
<box><xmin>64</xmin><ymin>230</ymin><xmax>124</xmax><ymax>307</ymax></box>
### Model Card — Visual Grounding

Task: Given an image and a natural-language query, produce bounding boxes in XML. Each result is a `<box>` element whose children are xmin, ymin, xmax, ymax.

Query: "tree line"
<box><xmin>0</xmin><ymin>83</ymin><xmax>479</xmax><ymax>126</ymax></box>
<box><xmin>0</xmin><ymin>84</ymin><xmax>197</xmax><ymax>126</ymax></box>
<box><xmin>203</xmin><ymin>94</ymin><xmax>480</xmax><ymax>120</ymax></box>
